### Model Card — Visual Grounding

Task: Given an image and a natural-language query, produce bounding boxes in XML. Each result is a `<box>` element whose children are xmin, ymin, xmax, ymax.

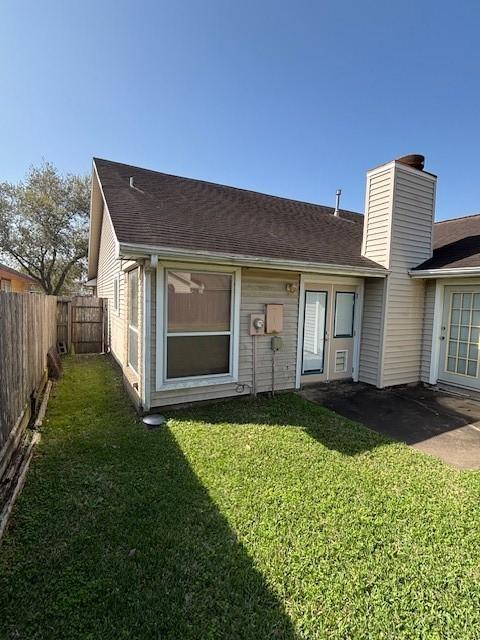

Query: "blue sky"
<box><xmin>1</xmin><ymin>1</ymin><xmax>479</xmax><ymax>220</ymax></box>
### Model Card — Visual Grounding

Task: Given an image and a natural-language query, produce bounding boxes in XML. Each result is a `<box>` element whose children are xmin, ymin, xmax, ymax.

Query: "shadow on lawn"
<box><xmin>172</xmin><ymin>393</ymin><xmax>390</xmax><ymax>456</ymax></box>
<box><xmin>129</xmin><ymin>425</ymin><xmax>298</xmax><ymax>639</ymax></box>
<box><xmin>0</xmin><ymin>420</ymin><xmax>297</xmax><ymax>639</ymax></box>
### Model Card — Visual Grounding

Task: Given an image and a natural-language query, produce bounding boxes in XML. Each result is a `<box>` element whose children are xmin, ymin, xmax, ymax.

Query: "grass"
<box><xmin>1</xmin><ymin>357</ymin><xmax>480</xmax><ymax>639</ymax></box>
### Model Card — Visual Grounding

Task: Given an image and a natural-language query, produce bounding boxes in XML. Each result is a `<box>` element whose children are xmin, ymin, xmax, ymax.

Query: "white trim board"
<box><xmin>429</xmin><ymin>280</ymin><xmax>445</xmax><ymax>385</ymax></box>
<box><xmin>352</xmin><ymin>280</ymin><xmax>364</xmax><ymax>382</ymax></box>
<box><xmin>142</xmin><ymin>265</ymin><xmax>152</xmax><ymax>411</ymax></box>
<box><xmin>410</xmin><ymin>268</ymin><xmax>480</xmax><ymax>279</ymax></box>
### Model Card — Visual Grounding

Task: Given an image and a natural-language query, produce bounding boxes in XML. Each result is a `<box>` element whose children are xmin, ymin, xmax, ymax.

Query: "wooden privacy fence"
<box><xmin>57</xmin><ymin>296</ymin><xmax>107</xmax><ymax>354</ymax></box>
<box><xmin>0</xmin><ymin>294</ymin><xmax>57</xmax><ymax>477</ymax></box>
<box><xmin>0</xmin><ymin>294</ymin><xmax>107</xmax><ymax>479</ymax></box>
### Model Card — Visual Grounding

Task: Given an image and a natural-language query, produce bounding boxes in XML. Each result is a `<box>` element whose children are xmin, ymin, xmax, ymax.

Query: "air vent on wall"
<box><xmin>335</xmin><ymin>350</ymin><xmax>348</xmax><ymax>373</ymax></box>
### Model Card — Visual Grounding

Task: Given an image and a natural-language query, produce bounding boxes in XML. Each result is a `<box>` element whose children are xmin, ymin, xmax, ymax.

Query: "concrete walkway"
<box><xmin>300</xmin><ymin>382</ymin><xmax>480</xmax><ymax>469</ymax></box>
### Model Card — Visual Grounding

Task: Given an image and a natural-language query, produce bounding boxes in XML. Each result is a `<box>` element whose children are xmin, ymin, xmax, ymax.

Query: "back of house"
<box><xmin>87</xmin><ymin>154</ymin><xmax>480</xmax><ymax>411</ymax></box>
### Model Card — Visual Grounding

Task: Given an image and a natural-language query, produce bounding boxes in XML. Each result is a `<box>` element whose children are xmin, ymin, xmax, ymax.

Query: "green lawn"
<box><xmin>1</xmin><ymin>357</ymin><xmax>480</xmax><ymax>639</ymax></box>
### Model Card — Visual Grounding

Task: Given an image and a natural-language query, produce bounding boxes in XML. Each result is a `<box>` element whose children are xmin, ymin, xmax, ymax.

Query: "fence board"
<box><xmin>0</xmin><ymin>293</ymin><xmax>57</xmax><ymax>476</ymax></box>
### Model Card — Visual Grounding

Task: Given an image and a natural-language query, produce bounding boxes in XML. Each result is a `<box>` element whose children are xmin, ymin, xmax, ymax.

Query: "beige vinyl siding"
<box><xmin>362</xmin><ymin>161</ymin><xmax>436</xmax><ymax>388</ymax></box>
<box><xmin>381</xmin><ymin>165</ymin><xmax>435</xmax><ymax>386</ymax></box>
<box><xmin>96</xmin><ymin>205</ymin><xmax>126</xmax><ymax>367</ymax></box>
<box><xmin>96</xmin><ymin>205</ymin><xmax>143</xmax><ymax>401</ymax></box>
<box><xmin>362</xmin><ymin>167</ymin><xmax>394</xmax><ymax>266</ymax></box>
<box><xmin>420</xmin><ymin>280</ymin><xmax>436</xmax><ymax>383</ymax></box>
<box><xmin>149</xmin><ymin>267</ymin><xmax>299</xmax><ymax>407</ymax></box>
<box><xmin>358</xmin><ymin>277</ymin><xmax>385</xmax><ymax>385</ymax></box>
<box><xmin>381</xmin><ymin>275</ymin><xmax>426</xmax><ymax>386</ymax></box>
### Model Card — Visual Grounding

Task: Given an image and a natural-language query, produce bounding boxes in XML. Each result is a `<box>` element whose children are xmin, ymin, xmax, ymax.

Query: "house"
<box><xmin>87</xmin><ymin>154</ymin><xmax>480</xmax><ymax>411</ymax></box>
<box><xmin>0</xmin><ymin>263</ymin><xmax>40</xmax><ymax>293</ymax></box>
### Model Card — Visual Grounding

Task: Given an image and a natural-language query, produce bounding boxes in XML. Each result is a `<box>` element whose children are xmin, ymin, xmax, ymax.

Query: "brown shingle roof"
<box><xmin>94</xmin><ymin>158</ymin><xmax>385</xmax><ymax>271</ymax></box>
<box><xmin>414</xmin><ymin>214</ymin><xmax>480</xmax><ymax>271</ymax></box>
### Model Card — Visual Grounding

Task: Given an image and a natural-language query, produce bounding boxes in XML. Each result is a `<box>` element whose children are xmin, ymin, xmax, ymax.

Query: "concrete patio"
<box><xmin>300</xmin><ymin>382</ymin><xmax>480</xmax><ymax>470</ymax></box>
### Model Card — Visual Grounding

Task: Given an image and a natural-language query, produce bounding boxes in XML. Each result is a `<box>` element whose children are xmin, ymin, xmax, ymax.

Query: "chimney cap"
<box><xmin>396</xmin><ymin>154</ymin><xmax>425</xmax><ymax>171</ymax></box>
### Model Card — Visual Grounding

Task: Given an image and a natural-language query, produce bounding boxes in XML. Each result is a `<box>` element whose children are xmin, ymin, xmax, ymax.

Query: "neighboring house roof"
<box><xmin>93</xmin><ymin>158</ymin><xmax>385</xmax><ymax>272</ymax></box>
<box><xmin>0</xmin><ymin>263</ymin><xmax>38</xmax><ymax>284</ymax></box>
<box><xmin>414</xmin><ymin>214</ymin><xmax>480</xmax><ymax>271</ymax></box>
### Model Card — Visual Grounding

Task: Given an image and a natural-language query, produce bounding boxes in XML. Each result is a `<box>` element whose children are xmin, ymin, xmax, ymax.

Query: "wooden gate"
<box><xmin>57</xmin><ymin>297</ymin><xmax>107</xmax><ymax>354</ymax></box>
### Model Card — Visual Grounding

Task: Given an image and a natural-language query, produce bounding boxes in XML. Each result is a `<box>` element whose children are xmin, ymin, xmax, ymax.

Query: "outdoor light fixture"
<box><xmin>286</xmin><ymin>282</ymin><xmax>298</xmax><ymax>295</ymax></box>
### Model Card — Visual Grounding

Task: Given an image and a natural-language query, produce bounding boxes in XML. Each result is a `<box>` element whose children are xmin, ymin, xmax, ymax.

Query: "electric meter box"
<box><xmin>249</xmin><ymin>313</ymin><xmax>265</xmax><ymax>335</ymax></box>
<box><xmin>265</xmin><ymin>304</ymin><xmax>283</xmax><ymax>334</ymax></box>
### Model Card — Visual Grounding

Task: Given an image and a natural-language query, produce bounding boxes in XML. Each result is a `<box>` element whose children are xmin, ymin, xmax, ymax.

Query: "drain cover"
<box><xmin>142</xmin><ymin>414</ymin><xmax>166</xmax><ymax>428</ymax></box>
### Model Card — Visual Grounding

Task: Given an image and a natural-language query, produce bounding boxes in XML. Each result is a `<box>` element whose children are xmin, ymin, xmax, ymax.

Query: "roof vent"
<box><xmin>396</xmin><ymin>154</ymin><xmax>425</xmax><ymax>171</ymax></box>
<box><xmin>129</xmin><ymin>176</ymin><xmax>144</xmax><ymax>193</ymax></box>
<box><xmin>334</xmin><ymin>189</ymin><xmax>342</xmax><ymax>216</ymax></box>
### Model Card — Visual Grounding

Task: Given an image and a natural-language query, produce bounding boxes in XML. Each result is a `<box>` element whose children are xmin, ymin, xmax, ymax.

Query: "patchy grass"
<box><xmin>1</xmin><ymin>356</ymin><xmax>480</xmax><ymax>639</ymax></box>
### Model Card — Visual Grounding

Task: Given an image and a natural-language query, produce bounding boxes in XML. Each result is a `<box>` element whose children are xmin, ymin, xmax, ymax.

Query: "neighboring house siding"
<box><xmin>381</xmin><ymin>167</ymin><xmax>435</xmax><ymax>386</ymax></box>
<box><xmin>420</xmin><ymin>280</ymin><xmax>436</xmax><ymax>383</ymax></box>
<box><xmin>358</xmin><ymin>277</ymin><xmax>385</xmax><ymax>386</ymax></box>
<box><xmin>0</xmin><ymin>270</ymin><xmax>36</xmax><ymax>293</ymax></box>
<box><xmin>150</xmin><ymin>268</ymin><xmax>299</xmax><ymax>407</ymax></box>
<box><xmin>362</xmin><ymin>167</ymin><xmax>393</xmax><ymax>266</ymax></box>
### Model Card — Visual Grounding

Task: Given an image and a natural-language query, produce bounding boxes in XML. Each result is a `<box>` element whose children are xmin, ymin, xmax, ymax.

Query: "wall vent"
<box><xmin>335</xmin><ymin>350</ymin><xmax>348</xmax><ymax>373</ymax></box>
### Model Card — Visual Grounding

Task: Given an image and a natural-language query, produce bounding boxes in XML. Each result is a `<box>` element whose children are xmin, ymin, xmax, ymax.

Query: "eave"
<box><xmin>410</xmin><ymin>266</ymin><xmax>480</xmax><ymax>279</ymax></box>
<box><xmin>118</xmin><ymin>242</ymin><xmax>388</xmax><ymax>278</ymax></box>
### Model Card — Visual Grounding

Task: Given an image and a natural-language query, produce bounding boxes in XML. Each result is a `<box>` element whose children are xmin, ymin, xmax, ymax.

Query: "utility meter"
<box><xmin>254</xmin><ymin>317</ymin><xmax>264</xmax><ymax>330</ymax></box>
<box><xmin>250</xmin><ymin>313</ymin><xmax>265</xmax><ymax>335</ymax></box>
<box><xmin>271</xmin><ymin>336</ymin><xmax>284</xmax><ymax>351</ymax></box>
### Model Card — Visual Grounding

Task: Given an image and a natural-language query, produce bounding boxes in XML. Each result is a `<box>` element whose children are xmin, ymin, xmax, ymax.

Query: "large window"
<box><xmin>1</xmin><ymin>279</ymin><xmax>12</xmax><ymax>292</ymax></box>
<box><xmin>128</xmin><ymin>269</ymin><xmax>139</xmax><ymax>373</ymax></box>
<box><xmin>165</xmin><ymin>269</ymin><xmax>235</xmax><ymax>380</ymax></box>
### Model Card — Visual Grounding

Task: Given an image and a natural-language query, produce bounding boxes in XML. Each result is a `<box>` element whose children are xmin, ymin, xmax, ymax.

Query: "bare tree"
<box><xmin>0</xmin><ymin>162</ymin><xmax>90</xmax><ymax>295</ymax></box>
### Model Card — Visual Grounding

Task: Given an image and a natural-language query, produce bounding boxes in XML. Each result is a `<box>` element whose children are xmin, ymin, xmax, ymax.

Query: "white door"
<box><xmin>439</xmin><ymin>286</ymin><xmax>480</xmax><ymax>390</ymax></box>
<box><xmin>301</xmin><ymin>284</ymin><xmax>357</xmax><ymax>383</ymax></box>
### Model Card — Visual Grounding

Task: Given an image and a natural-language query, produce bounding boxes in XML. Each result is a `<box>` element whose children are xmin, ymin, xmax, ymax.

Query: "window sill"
<box><xmin>157</xmin><ymin>374</ymin><xmax>237</xmax><ymax>392</ymax></box>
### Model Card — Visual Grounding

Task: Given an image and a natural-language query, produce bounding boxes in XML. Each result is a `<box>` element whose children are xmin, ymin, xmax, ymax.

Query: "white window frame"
<box><xmin>156</xmin><ymin>262</ymin><xmax>241</xmax><ymax>391</ymax></box>
<box><xmin>1</xmin><ymin>279</ymin><xmax>12</xmax><ymax>292</ymax></box>
<box><xmin>113</xmin><ymin>273</ymin><xmax>120</xmax><ymax>315</ymax></box>
<box><xmin>127</xmin><ymin>268</ymin><xmax>139</xmax><ymax>374</ymax></box>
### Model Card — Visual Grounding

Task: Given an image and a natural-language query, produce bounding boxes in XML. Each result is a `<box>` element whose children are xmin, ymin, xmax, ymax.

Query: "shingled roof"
<box><xmin>0</xmin><ymin>263</ymin><xmax>38</xmax><ymax>284</ymax></box>
<box><xmin>415</xmin><ymin>214</ymin><xmax>480</xmax><ymax>271</ymax></box>
<box><xmin>93</xmin><ymin>158</ymin><xmax>385</xmax><ymax>272</ymax></box>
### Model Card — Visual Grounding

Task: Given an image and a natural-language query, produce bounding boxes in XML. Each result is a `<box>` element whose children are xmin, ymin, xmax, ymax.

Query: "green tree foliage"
<box><xmin>0</xmin><ymin>162</ymin><xmax>90</xmax><ymax>294</ymax></box>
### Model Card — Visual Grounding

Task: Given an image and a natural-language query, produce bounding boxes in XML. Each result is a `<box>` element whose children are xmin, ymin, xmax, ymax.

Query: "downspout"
<box><xmin>141</xmin><ymin>256</ymin><xmax>156</xmax><ymax>411</ymax></box>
